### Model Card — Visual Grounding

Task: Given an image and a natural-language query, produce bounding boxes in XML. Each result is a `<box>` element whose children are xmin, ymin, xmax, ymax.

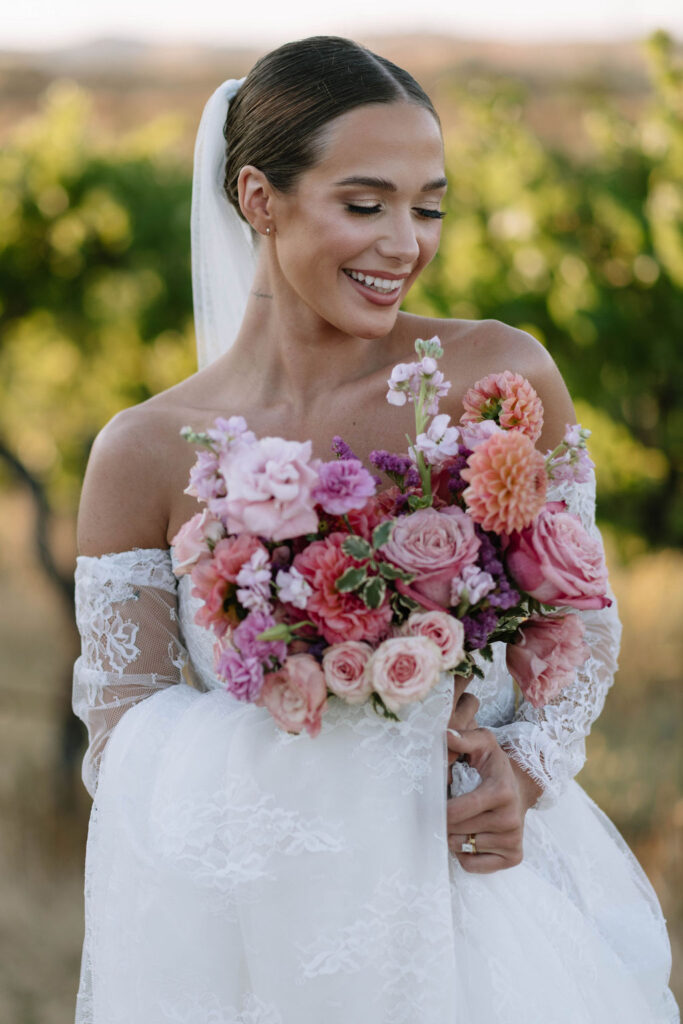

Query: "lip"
<box><xmin>343</xmin><ymin>270</ymin><xmax>405</xmax><ymax>307</ymax></box>
<box><xmin>343</xmin><ymin>268</ymin><xmax>411</xmax><ymax>281</ymax></box>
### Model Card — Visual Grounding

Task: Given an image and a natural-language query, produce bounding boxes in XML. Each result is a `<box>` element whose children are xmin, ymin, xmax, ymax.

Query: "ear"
<box><xmin>238</xmin><ymin>165</ymin><xmax>275</xmax><ymax>236</ymax></box>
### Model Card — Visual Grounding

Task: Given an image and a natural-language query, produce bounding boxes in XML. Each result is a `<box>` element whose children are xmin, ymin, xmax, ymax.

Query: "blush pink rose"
<box><xmin>293</xmin><ymin>533</ymin><xmax>392</xmax><ymax>645</ymax></box>
<box><xmin>368</xmin><ymin>636</ymin><xmax>443</xmax><ymax>712</ymax></box>
<box><xmin>190</xmin><ymin>534</ymin><xmax>268</xmax><ymax>637</ymax></box>
<box><xmin>322</xmin><ymin>641</ymin><xmax>374</xmax><ymax>704</ymax></box>
<box><xmin>171</xmin><ymin>509</ymin><xmax>224</xmax><ymax>577</ymax></box>
<box><xmin>380</xmin><ymin>506</ymin><xmax>480</xmax><ymax>608</ymax></box>
<box><xmin>216</xmin><ymin>436</ymin><xmax>319</xmax><ymax>541</ymax></box>
<box><xmin>506</xmin><ymin>614</ymin><xmax>590</xmax><ymax>707</ymax></box>
<box><xmin>405</xmin><ymin>610</ymin><xmax>465</xmax><ymax>670</ymax></box>
<box><xmin>505</xmin><ymin>501</ymin><xmax>611</xmax><ymax>610</ymax></box>
<box><xmin>256</xmin><ymin>654</ymin><xmax>328</xmax><ymax>737</ymax></box>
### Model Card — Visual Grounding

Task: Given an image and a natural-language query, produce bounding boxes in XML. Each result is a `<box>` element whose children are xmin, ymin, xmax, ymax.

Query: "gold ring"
<box><xmin>460</xmin><ymin>833</ymin><xmax>477</xmax><ymax>854</ymax></box>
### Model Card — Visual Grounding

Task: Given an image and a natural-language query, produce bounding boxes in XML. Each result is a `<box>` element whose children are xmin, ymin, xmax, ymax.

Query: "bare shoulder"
<box><xmin>76</xmin><ymin>396</ymin><xmax>183</xmax><ymax>557</ymax></box>
<box><xmin>420</xmin><ymin>316</ymin><xmax>577</xmax><ymax>451</ymax></box>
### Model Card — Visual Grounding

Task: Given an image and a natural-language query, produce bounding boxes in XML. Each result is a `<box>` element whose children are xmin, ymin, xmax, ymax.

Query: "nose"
<box><xmin>376</xmin><ymin>210</ymin><xmax>420</xmax><ymax>265</ymax></box>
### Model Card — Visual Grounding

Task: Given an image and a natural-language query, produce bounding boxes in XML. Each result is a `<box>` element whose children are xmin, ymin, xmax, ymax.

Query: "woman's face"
<box><xmin>269</xmin><ymin>101</ymin><xmax>446</xmax><ymax>339</ymax></box>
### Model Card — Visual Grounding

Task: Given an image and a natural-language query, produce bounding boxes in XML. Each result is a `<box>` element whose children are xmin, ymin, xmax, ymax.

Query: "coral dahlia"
<box><xmin>461</xmin><ymin>430</ymin><xmax>547</xmax><ymax>534</ymax></box>
<box><xmin>461</xmin><ymin>370</ymin><xmax>544</xmax><ymax>443</ymax></box>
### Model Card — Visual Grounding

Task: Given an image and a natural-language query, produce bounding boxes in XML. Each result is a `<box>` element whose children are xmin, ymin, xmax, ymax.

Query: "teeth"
<box><xmin>345</xmin><ymin>269</ymin><xmax>400</xmax><ymax>294</ymax></box>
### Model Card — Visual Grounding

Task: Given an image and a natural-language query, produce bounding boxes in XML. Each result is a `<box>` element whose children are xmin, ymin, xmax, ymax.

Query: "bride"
<box><xmin>72</xmin><ymin>35</ymin><xmax>679</xmax><ymax>1023</ymax></box>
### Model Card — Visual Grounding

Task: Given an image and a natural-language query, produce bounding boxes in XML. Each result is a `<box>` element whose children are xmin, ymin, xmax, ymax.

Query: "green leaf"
<box><xmin>377</xmin><ymin>560</ymin><xmax>414</xmax><ymax>581</ymax></box>
<box><xmin>479</xmin><ymin>644</ymin><xmax>494</xmax><ymax>662</ymax></box>
<box><xmin>361</xmin><ymin>575</ymin><xmax>387</xmax><ymax>609</ymax></box>
<box><xmin>335</xmin><ymin>566</ymin><xmax>367</xmax><ymax>592</ymax></box>
<box><xmin>342</xmin><ymin>535</ymin><xmax>373</xmax><ymax>560</ymax></box>
<box><xmin>371</xmin><ymin>520</ymin><xmax>394</xmax><ymax>549</ymax></box>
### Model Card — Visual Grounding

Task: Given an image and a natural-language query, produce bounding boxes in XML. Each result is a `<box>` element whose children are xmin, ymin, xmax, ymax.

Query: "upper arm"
<box><xmin>440</xmin><ymin>319</ymin><xmax>576</xmax><ymax>453</ymax></box>
<box><xmin>77</xmin><ymin>406</ymin><xmax>170</xmax><ymax>557</ymax></box>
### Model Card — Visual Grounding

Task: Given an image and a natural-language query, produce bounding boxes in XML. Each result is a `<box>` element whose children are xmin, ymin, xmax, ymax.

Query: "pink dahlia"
<box><xmin>292</xmin><ymin>532</ymin><xmax>392</xmax><ymax>645</ymax></box>
<box><xmin>461</xmin><ymin>430</ymin><xmax>547</xmax><ymax>534</ymax></box>
<box><xmin>461</xmin><ymin>371</ymin><xmax>544</xmax><ymax>443</ymax></box>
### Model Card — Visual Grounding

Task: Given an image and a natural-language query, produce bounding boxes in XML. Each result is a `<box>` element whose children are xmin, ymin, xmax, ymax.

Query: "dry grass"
<box><xmin>0</xmin><ymin>494</ymin><xmax>680</xmax><ymax>1020</ymax></box>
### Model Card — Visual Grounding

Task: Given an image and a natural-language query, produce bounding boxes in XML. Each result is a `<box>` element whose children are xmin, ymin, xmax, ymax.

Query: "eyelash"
<box><xmin>345</xmin><ymin>203</ymin><xmax>446</xmax><ymax>220</ymax></box>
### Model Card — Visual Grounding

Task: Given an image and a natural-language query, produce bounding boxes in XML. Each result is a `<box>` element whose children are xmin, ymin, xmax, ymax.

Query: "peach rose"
<box><xmin>506</xmin><ymin>614</ymin><xmax>590</xmax><ymax>707</ymax></box>
<box><xmin>256</xmin><ymin>654</ymin><xmax>328</xmax><ymax>737</ymax></box>
<box><xmin>405</xmin><ymin>610</ymin><xmax>465</xmax><ymax>670</ymax></box>
<box><xmin>368</xmin><ymin>635</ymin><xmax>443</xmax><ymax>713</ymax></box>
<box><xmin>505</xmin><ymin>501</ymin><xmax>611</xmax><ymax>609</ymax></box>
<box><xmin>190</xmin><ymin>534</ymin><xmax>268</xmax><ymax>637</ymax></box>
<box><xmin>322</xmin><ymin>641</ymin><xmax>374</xmax><ymax>704</ymax></box>
<box><xmin>171</xmin><ymin>509</ymin><xmax>223</xmax><ymax>576</ymax></box>
<box><xmin>380</xmin><ymin>506</ymin><xmax>480</xmax><ymax>608</ymax></box>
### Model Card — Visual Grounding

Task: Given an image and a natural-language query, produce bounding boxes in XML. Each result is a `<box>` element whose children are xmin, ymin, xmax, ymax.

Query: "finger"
<box><xmin>448</xmin><ymin>829</ymin><xmax>521</xmax><ymax>858</ymax></box>
<box><xmin>448</xmin><ymin>692</ymin><xmax>480</xmax><ymax>733</ymax></box>
<box><xmin>450</xmin><ymin>673</ymin><xmax>473</xmax><ymax>705</ymax></box>
<box><xmin>447</xmin><ymin>806</ymin><xmax>522</xmax><ymax>836</ymax></box>
<box><xmin>446</xmin><ymin>727</ymin><xmax>507</xmax><ymax>778</ymax></box>
<box><xmin>452</xmin><ymin>851</ymin><xmax>519</xmax><ymax>874</ymax></box>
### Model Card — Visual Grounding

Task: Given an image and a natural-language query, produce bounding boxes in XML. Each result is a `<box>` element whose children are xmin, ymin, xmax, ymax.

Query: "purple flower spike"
<box><xmin>331</xmin><ymin>435</ymin><xmax>359</xmax><ymax>461</ymax></box>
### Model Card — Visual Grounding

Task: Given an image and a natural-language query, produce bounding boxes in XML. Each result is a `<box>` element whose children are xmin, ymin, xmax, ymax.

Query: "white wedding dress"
<box><xmin>72</xmin><ymin>470</ymin><xmax>679</xmax><ymax>1023</ymax></box>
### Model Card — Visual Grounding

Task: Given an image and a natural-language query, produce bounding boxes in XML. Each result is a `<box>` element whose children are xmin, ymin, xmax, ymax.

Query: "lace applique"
<box><xmin>297</xmin><ymin>869</ymin><xmax>454</xmax><ymax>1023</ymax></box>
<box><xmin>152</xmin><ymin>771</ymin><xmax>348</xmax><ymax>916</ymax></box>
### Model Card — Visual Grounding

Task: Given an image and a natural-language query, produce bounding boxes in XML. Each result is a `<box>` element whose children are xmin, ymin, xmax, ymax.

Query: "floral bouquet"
<box><xmin>171</xmin><ymin>336</ymin><xmax>611</xmax><ymax>738</ymax></box>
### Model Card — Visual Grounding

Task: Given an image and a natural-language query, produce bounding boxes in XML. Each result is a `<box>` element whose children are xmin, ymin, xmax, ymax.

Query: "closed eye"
<box><xmin>345</xmin><ymin>203</ymin><xmax>446</xmax><ymax>220</ymax></box>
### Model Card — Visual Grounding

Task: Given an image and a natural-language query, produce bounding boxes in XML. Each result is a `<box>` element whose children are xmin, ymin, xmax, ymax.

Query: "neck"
<box><xmin>220</xmin><ymin>251</ymin><xmax>394</xmax><ymax>413</ymax></box>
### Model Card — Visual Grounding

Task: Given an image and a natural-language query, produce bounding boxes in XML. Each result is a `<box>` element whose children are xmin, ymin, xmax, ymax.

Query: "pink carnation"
<box><xmin>368</xmin><ymin>636</ymin><xmax>443</xmax><ymax>713</ymax></box>
<box><xmin>506</xmin><ymin>614</ymin><xmax>590</xmax><ymax>707</ymax></box>
<box><xmin>256</xmin><ymin>654</ymin><xmax>328</xmax><ymax>737</ymax></box>
<box><xmin>214</xmin><ymin>436</ymin><xmax>319</xmax><ymax>541</ymax></box>
<box><xmin>213</xmin><ymin>644</ymin><xmax>264</xmax><ymax>701</ymax></box>
<box><xmin>505</xmin><ymin>501</ymin><xmax>611</xmax><ymax>609</ymax></box>
<box><xmin>311</xmin><ymin>458</ymin><xmax>377</xmax><ymax>515</ymax></box>
<box><xmin>190</xmin><ymin>534</ymin><xmax>267</xmax><ymax>637</ymax></box>
<box><xmin>380</xmin><ymin>506</ymin><xmax>480</xmax><ymax>608</ymax></box>
<box><xmin>461</xmin><ymin>430</ymin><xmax>547</xmax><ymax>534</ymax></box>
<box><xmin>293</xmin><ymin>533</ymin><xmax>392</xmax><ymax>645</ymax></box>
<box><xmin>461</xmin><ymin>371</ymin><xmax>544</xmax><ymax>443</ymax></box>
<box><xmin>322</xmin><ymin>641</ymin><xmax>374</xmax><ymax>704</ymax></box>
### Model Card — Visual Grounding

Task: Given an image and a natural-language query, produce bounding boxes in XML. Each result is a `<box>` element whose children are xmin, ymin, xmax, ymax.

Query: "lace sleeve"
<box><xmin>72</xmin><ymin>547</ymin><xmax>189</xmax><ymax>798</ymax></box>
<box><xmin>489</xmin><ymin>467</ymin><xmax>622</xmax><ymax>811</ymax></box>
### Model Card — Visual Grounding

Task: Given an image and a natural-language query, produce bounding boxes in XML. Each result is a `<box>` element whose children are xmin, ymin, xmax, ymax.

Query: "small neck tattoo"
<box><xmin>252</xmin><ymin>289</ymin><xmax>273</xmax><ymax>299</ymax></box>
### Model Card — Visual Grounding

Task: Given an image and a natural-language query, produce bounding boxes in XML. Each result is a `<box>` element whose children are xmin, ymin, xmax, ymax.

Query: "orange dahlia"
<box><xmin>461</xmin><ymin>371</ymin><xmax>544</xmax><ymax>443</ymax></box>
<box><xmin>461</xmin><ymin>430</ymin><xmax>547</xmax><ymax>534</ymax></box>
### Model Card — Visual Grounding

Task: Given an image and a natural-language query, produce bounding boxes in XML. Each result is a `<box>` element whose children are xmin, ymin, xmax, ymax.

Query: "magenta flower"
<box><xmin>213</xmin><ymin>645</ymin><xmax>264</xmax><ymax>701</ymax></box>
<box><xmin>312</xmin><ymin>458</ymin><xmax>377</xmax><ymax>515</ymax></box>
<box><xmin>233</xmin><ymin>609</ymin><xmax>287</xmax><ymax>665</ymax></box>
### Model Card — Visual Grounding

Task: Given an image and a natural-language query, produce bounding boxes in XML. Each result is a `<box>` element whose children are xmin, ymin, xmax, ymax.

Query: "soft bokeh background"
<box><xmin>0</xmin><ymin>23</ymin><xmax>681</xmax><ymax>1022</ymax></box>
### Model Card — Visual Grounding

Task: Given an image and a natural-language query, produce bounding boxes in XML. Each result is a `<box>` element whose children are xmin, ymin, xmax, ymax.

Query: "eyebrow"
<box><xmin>333</xmin><ymin>175</ymin><xmax>447</xmax><ymax>193</ymax></box>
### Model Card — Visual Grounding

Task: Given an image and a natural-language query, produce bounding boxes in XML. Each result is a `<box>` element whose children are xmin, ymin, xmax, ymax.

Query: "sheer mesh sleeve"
<box><xmin>490</xmin><ymin>467</ymin><xmax>623</xmax><ymax>811</ymax></box>
<box><xmin>72</xmin><ymin>547</ymin><xmax>189</xmax><ymax>798</ymax></box>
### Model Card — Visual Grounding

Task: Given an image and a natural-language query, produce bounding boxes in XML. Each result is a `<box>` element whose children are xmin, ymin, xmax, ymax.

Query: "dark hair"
<box><xmin>224</xmin><ymin>35</ymin><xmax>440</xmax><ymax>220</ymax></box>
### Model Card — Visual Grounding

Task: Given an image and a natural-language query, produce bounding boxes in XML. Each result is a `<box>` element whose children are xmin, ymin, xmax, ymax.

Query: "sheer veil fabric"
<box><xmin>71</xmin><ymin>81</ymin><xmax>680</xmax><ymax>1022</ymax></box>
<box><xmin>191</xmin><ymin>78</ymin><xmax>256</xmax><ymax>369</ymax></box>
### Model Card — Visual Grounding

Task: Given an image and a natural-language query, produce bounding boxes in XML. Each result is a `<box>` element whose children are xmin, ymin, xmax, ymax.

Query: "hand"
<box><xmin>447</xmin><ymin>674</ymin><xmax>480</xmax><ymax>756</ymax></box>
<box><xmin>445</xmin><ymin>727</ymin><xmax>537</xmax><ymax>874</ymax></box>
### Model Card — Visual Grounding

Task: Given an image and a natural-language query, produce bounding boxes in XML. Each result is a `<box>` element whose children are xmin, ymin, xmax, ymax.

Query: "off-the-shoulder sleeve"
<box><xmin>72</xmin><ymin>547</ymin><xmax>189</xmax><ymax>798</ymax></box>
<box><xmin>489</xmin><ymin>468</ymin><xmax>622</xmax><ymax>811</ymax></box>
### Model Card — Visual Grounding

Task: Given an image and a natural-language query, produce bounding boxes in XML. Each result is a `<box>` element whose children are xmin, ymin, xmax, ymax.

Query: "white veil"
<box><xmin>191</xmin><ymin>78</ymin><xmax>258</xmax><ymax>370</ymax></box>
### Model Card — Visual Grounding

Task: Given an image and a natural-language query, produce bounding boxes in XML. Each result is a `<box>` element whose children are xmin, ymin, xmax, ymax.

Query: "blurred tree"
<box><xmin>0</xmin><ymin>79</ymin><xmax>196</xmax><ymax>542</ymax></box>
<box><xmin>407</xmin><ymin>32</ymin><xmax>683</xmax><ymax>548</ymax></box>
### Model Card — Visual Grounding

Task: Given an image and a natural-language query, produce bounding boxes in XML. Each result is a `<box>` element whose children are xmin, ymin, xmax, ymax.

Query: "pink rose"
<box><xmin>293</xmin><ymin>533</ymin><xmax>392</xmax><ymax>645</ymax></box>
<box><xmin>368</xmin><ymin>636</ymin><xmax>443</xmax><ymax>712</ymax></box>
<box><xmin>322</xmin><ymin>641</ymin><xmax>374</xmax><ymax>704</ymax></box>
<box><xmin>256</xmin><ymin>654</ymin><xmax>328</xmax><ymax>737</ymax></box>
<box><xmin>190</xmin><ymin>534</ymin><xmax>268</xmax><ymax>637</ymax></box>
<box><xmin>214</xmin><ymin>436</ymin><xmax>319</xmax><ymax>541</ymax></box>
<box><xmin>506</xmin><ymin>614</ymin><xmax>590</xmax><ymax>707</ymax></box>
<box><xmin>405</xmin><ymin>610</ymin><xmax>465</xmax><ymax>670</ymax></box>
<box><xmin>505</xmin><ymin>502</ymin><xmax>611</xmax><ymax>610</ymax></box>
<box><xmin>380</xmin><ymin>506</ymin><xmax>480</xmax><ymax>608</ymax></box>
<box><xmin>171</xmin><ymin>509</ymin><xmax>224</xmax><ymax>577</ymax></box>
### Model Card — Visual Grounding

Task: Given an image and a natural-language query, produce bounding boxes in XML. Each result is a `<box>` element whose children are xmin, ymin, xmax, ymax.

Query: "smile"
<box><xmin>342</xmin><ymin>269</ymin><xmax>404</xmax><ymax>295</ymax></box>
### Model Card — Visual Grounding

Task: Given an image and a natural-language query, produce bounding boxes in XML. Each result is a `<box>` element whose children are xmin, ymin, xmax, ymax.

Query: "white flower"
<box><xmin>276</xmin><ymin>567</ymin><xmax>313</xmax><ymax>609</ymax></box>
<box><xmin>415</xmin><ymin>414</ymin><xmax>461</xmax><ymax>465</ymax></box>
<box><xmin>451</xmin><ymin>565</ymin><xmax>496</xmax><ymax>606</ymax></box>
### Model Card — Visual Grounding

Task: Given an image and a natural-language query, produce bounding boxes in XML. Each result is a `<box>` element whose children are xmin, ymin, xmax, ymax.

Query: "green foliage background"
<box><xmin>0</xmin><ymin>33</ymin><xmax>681</xmax><ymax>551</ymax></box>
